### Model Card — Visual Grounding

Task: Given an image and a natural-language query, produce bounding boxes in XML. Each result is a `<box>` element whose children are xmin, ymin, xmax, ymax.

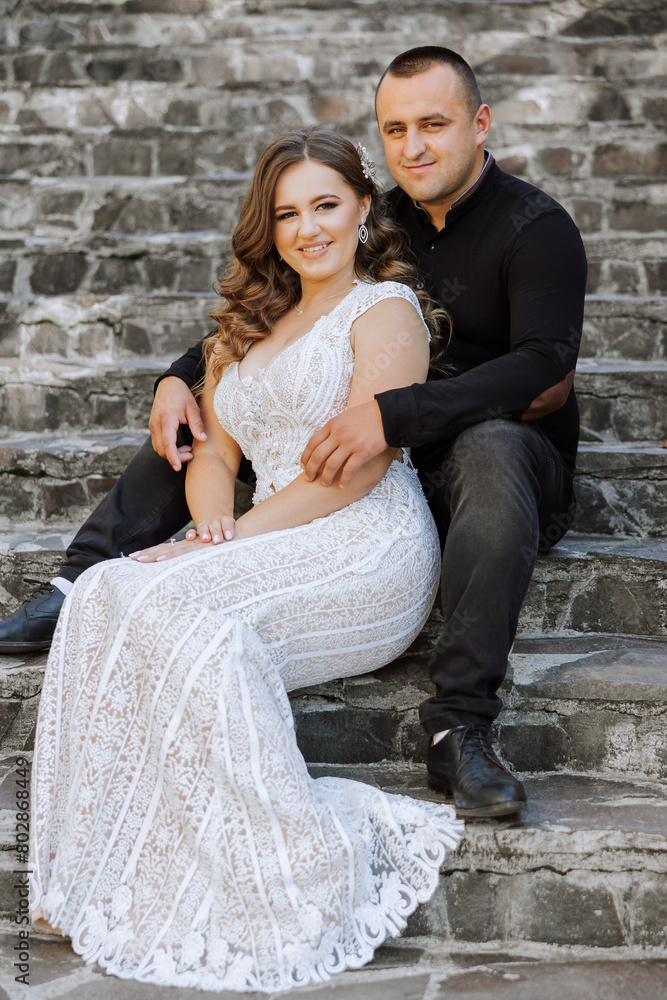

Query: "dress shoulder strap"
<box><xmin>342</xmin><ymin>280</ymin><xmax>431</xmax><ymax>342</ymax></box>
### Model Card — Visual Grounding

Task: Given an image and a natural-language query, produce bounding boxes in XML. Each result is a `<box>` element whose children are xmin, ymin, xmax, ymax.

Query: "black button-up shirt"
<box><xmin>376</xmin><ymin>157</ymin><xmax>587</xmax><ymax>474</ymax></box>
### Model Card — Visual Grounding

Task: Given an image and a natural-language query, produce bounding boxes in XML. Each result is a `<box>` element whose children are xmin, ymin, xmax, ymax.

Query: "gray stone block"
<box><xmin>505</xmin><ymin>871</ymin><xmax>625</xmax><ymax>947</ymax></box>
<box><xmin>0</xmin><ymin>260</ymin><xmax>16</xmax><ymax>294</ymax></box>
<box><xmin>647</xmin><ymin>260</ymin><xmax>667</xmax><ymax>294</ymax></box>
<box><xmin>523</xmin><ymin>536</ymin><xmax>667</xmax><ymax>638</ymax></box>
<box><xmin>0</xmin><ymin>361</ymin><xmax>158</xmax><ymax>434</ymax></box>
<box><xmin>593</xmin><ymin>142</ymin><xmax>667</xmax><ymax>179</ymax></box>
<box><xmin>574</xmin><ymin>445</ymin><xmax>667</xmax><ymax>537</ymax></box>
<box><xmin>576</xmin><ymin>363</ymin><xmax>667</xmax><ymax>443</ymax></box>
<box><xmin>92</xmin><ymin>141</ymin><xmax>152</xmax><ymax>177</ymax></box>
<box><xmin>89</xmin><ymin>257</ymin><xmax>142</xmax><ymax>294</ymax></box>
<box><xmin>0</xmin><ymin>293</ymin><xmax>213</xmax><ymax>365</ymax></box>
<box><xmin>29</xmin><ymin>254</ymin><xmax>88</xmax><ymax>295</ymax></box>
<box><xmin>0</xmin><ymin>141</ymin><xmax>84</xmax><ymax>178</ymax></box>
<box><xmin>580</xmin><ymin>297</ymin><xmax>667</xmax><ymax>362</ymax></box>
<box><xmin>294</xmin><ymin>705</ymin><xmax>403</xmax><ymax>765</ymax></box>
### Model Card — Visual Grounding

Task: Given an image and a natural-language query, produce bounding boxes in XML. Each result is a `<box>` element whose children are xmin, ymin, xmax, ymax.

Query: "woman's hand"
<box><xmin>184</xmin><ymin>517</ymin><xmax>236</xmax><ymax>544</ymax></box>
<box><xmin>129</xmin><ymin>535</ymin><xmax>207</xmax><ymax>563</ymax></box>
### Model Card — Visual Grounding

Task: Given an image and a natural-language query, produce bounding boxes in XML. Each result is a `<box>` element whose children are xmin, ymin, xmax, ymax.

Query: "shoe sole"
<box><xmin>0</xmin><ymin>641</ymin><xmax>52</xmax><ymax>654</ymax></box>
<box><xmin>427</xmin><ymin>774</ymin><xmax>528</xmax><ymax>819</ymax></box>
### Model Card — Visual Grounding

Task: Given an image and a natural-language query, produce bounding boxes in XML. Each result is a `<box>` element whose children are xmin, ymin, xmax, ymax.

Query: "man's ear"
<box><xmin>475</xmin><ymin>104</ymin><xmax>492</xmax><ymax>146</ymax></box>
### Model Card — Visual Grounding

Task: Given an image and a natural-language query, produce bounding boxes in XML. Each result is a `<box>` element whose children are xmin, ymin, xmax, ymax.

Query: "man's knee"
<box><xmin>445</xmin><ymin>420</ymin><xmax>538</xmax><ymax>492</ymax></box>
<box><xmin>451</xmin><ymin>419</ymin><xmax>533</xmax><ymax>462</ymax></box>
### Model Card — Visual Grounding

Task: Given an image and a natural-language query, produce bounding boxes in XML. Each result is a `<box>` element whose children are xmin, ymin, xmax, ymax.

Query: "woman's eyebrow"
<box><xmin>274</xmin><ymin>193</ymin><xmax>341</xmax><ymax>212</ymax></box>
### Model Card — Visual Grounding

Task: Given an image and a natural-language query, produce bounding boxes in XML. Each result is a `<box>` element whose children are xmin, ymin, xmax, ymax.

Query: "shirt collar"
<box><xmin>413</xmin><ymin>149</ymin><xmax>494</xmax><ymax>225</ymax></box>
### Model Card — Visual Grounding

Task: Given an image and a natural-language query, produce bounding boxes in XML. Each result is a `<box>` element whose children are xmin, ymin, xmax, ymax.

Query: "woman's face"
<box><xmin>272</xmin><ymin>159</ymin><xmax>371</xmax><ymax>285</ymax></box>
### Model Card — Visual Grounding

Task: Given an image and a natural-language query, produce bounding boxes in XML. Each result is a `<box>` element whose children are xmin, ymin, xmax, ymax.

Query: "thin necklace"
<box><xmin>294</xmin><ymin>284</ymin><xmax>355</xmax><ymax>316</ymax></box>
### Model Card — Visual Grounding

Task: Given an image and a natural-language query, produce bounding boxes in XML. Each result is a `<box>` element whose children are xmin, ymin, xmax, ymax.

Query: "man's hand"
<box><xmin>300</xmin><ymin>399</ymin><xmax>388</xmax><ymax>488</ymax></box>
<box><xmin>149</xmin><ymin>376</ymin><xmax>208</xmax><ymax>471</ymax></box>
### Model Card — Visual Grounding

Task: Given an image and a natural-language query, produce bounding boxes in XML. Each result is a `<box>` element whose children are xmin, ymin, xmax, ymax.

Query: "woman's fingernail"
<box><xmin>136</xmin><ymin>555</ymin><xmax>149</xmax><ymax>562</ymax></box>
<box><xmin>156</xmin><ymin>555</ymin><xmax>167</xmax><ymax>561</ymax></box>
<box><xmin>224</xmin><ymin>530</ymin><xmax>233</xmax><ymax>540</ymax></box>
<box><xmin>213</xmin><ymin>534</ymin><xmax>221</xmax><ymax>543</ymax></box>
<box><xmin>128</xmin><ymin>551</ymin><xmax>141</xmax><ymax>558</ymax></box>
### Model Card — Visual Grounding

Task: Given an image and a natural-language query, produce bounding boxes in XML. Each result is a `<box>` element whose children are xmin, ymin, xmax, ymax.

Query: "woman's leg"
<box><xmin>31</xmin><ymin>487</ymin><xmax>460</xmax><ymax>991</ymax></box>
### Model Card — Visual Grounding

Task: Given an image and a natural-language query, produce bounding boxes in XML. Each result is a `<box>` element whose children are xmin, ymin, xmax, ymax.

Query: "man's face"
<box><xmin>376</xmin><ymin>65</ymin><xmax>490</xmax><ymax>214</ymax></box>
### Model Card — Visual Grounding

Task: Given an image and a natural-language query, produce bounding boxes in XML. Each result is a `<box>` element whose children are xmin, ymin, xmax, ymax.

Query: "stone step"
<box><xmin>2</xmin><ymin>0</ymin><xmax>664</xmax><ymax>50</ymax></box>
<box><xmin>0</xmin><ymin>747</ymin><xmax>665</xmax><ymax>952</ymax></box>
<box><xmin>523</xmin><ymin>534</ymin><xmax>667</xmax><ymax>639</ymax></box>
<box><xmin>1</xmin><ymin>175</ymin><xmax>666</xmax><ymax>244</ymax></box>
<box><xmin>291</xmin><ymin>633</ymin><xmax>667</xmax><ymax>779</ymax></box>
<box><xmin>0</xmin><ymin>230</ymin><xmax>664</xmax><ymax>299</ymax></box>
<box><xmin>574</xmin><ymin>444</ymin><xmax>667</xmax><ymax>538</ymax></box>
<box><xmin>0</xmin><ymin>358</ymin><xmax>161</xmax><ymax>436</ymax></box>
<box><xmin>0</xmin><ymin>430</ymin><xmax>256</xmax><ymax>531</ymax></box>
<box><xmin>580</xmin><ymin>295</ymin><xmax>667</xmax><ymax>362</ymax></box>
<box><xmin>7</xmin><ymin>631</ymin><xmax>666</xmax><ymax>780</ymax></box>
<box><xmin>0</xmin><ymin>431</ymin><xmax>145</xmax><ymax>528</ymax></box>
<box><xmin>312</xmin><ymin>768</ymin><xmax>667</xmax><ymax>953</ymax></box>
<box><xmin>1</xmin><ymin>357</ymin><xmax>664</xmax><ymax>440</ymax></box>
<box><xmin>0</xmin><ymin>230</ymin><xmax>230</xmax><ymax>298</ymax></box>
<box><xmin>583</xmin><ymin>234</ymin><xmax>665</xmax><ymax>297</ymax></box>
<box><xmin>0</xmin><ymin>291</ymin><xmax>214</xmax><ymax>364</ymax></box>
<box><xmin>0</xmin><ymin>529</ymin><xmax>666</xmax><ymax>643</ymax></box>
<box><xmin>4</xmin><ymin>0</ymin><xmax>664</xmax><ymax>52</ymax></box>
<box><xmin>2</xmin><ymin>9</ymin><xmax>666</xmax><ymax>91</ymax></box>
<box><xmin>1</xmin><ymin>293</ymin><xmax>661</xmax><ymax>366</ymax></box>
<box><xmin>2</xmin><ymin>69</ymin><xmax>665</xmax><ymax>135</ymax></box>
<box><xmin>0</xmin><ymin>174</ymin><xmax>250</xmax><ymax>243</ymax></box>
<box><xmin>0</xmin><ymin>434</ymin><xmax>664</xmax><ymax>539</ymax></box>
<box><xmin>576</xmin><ymin>360</ymin><xmax>667</xmax><ymax>444</ymax></box>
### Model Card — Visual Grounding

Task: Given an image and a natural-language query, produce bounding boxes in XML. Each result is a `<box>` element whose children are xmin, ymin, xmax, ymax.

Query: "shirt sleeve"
<box><xmin>375</xmin><ymin>209</ymin><xmax>587</xmax><ymax>448</ymax></box>
<box><xmin>152</xmin><ymin>336</ymin><xmax>209</xmax><ymax>396</ymax></box>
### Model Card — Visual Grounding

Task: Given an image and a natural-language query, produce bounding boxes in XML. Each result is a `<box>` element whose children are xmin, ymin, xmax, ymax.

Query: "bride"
<box><xmin>29</xmin><ymin>127</ymin><xmax>463</xmax><ymax>993</ymax></box>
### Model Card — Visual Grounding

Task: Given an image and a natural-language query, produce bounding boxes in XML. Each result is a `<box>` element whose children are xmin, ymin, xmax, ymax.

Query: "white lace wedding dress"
<box><xmin>30</xmin><ymin>280</ymin><xmax>463</xmax><ymax>993</ymax></box>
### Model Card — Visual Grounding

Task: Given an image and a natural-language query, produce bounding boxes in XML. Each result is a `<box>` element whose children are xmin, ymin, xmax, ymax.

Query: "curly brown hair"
<box><xmin>203</xmin><ymin>127</ymin><xmax>450</xmax><ymax>387</ymax></box>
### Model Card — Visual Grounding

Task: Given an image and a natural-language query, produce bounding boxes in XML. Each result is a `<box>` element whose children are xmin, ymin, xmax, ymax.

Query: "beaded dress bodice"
<box><xmin>213</xmin><ymin>280</ymin><xmax>428</xmax><ymax>504</ymax></box>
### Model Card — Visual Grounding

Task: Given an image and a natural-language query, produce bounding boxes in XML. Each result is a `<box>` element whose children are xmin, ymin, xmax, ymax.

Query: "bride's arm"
<box><xmin>234</xmin><ymin>295</ymin><xmax>429</xmax><ymax>540</ymax></box>
<box><xmin>184</xmin><ymin>372</ymin><xmax>242</xmax><ymax>542</ymax></box>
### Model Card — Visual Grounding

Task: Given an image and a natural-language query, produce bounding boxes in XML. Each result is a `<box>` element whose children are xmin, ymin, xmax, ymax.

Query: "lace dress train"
<box><xmin>29</xmin><ymin>281</ymin><xmax>464</xmax><ymax>993</ymax></box>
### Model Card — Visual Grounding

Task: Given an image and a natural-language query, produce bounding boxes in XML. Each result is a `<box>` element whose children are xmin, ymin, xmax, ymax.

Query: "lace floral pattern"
<box><xmin>29</xmin><ymin>281</ymin><xmax>463</xmax><ymax>993</ymax></box>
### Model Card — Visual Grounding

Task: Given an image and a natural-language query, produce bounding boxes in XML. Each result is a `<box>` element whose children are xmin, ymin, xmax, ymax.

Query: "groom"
<box><xmin>0</xmin><ymin>46</ymin><xmax>586</xmax><ymax>819</ymax></box>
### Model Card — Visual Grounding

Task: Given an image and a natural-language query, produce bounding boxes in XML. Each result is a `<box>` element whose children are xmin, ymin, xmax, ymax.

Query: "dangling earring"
<box><xmin>358</xmin><ymin>221</ymin><xmax>369</xmax><ymax>245</ymax></box>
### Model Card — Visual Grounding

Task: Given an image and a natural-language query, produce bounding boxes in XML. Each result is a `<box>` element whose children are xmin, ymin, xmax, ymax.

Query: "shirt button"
<box><xmin>429</xmin><ymin>244</ymin><xmax>435</xmax><ymax>250</ymax></box>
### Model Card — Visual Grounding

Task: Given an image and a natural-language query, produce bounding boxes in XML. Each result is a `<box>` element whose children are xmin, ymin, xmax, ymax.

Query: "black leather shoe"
<box><xmin>0</xmin><ymin>580</ymin><xmax>65</xmax><ymax>654</ymax></box>
<box><xmin>427</xmin><ymin>724</ymin><xmax>527</xmax><ymax>819</ymax></box>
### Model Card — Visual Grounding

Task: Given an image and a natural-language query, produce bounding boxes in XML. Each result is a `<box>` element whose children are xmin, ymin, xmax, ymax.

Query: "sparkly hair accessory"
<box><xmin>356</xmin><ymin>143</ymin><xmax>377</xmax><ymax>182</ymax></box>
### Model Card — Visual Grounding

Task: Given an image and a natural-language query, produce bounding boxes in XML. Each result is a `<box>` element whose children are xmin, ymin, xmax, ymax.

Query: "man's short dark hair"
<box><xmin>376</xmin><ymin>46</ymin><xmax>482</xmax><ymax>118</ymax></box>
